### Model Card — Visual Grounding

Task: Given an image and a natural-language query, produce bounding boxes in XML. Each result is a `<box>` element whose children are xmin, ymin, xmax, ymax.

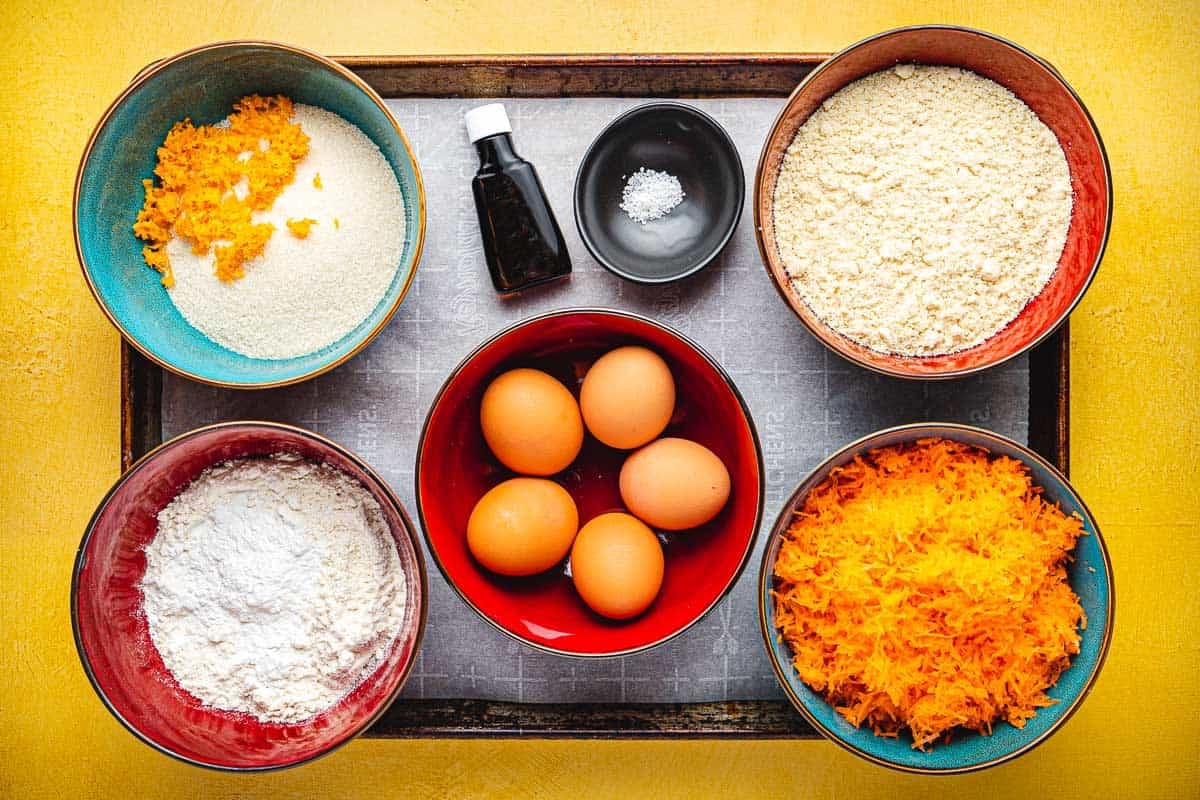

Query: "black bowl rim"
<box><xmin>752</xmin><ymin>24</ymin><xmax>1113</xmax><ymax>380</ymax></box>
<box><xmin>757</xmin><ymin>421</ymin><xmax>1116</xmax><ymax>774</ymax></box>
<box><xmin>573</xmin><ymin>101</ymin><xmax>746</xmax><ymax>285</ymax></box>
<box><xmin>70</xmin><ymin>420</ymin><xmax>430</xmax><ymax>773</ymax></box>
<box><xmin>414</xmin><ymin>306</ymin><xmax>765</xmax><ymax>658</ymax></box>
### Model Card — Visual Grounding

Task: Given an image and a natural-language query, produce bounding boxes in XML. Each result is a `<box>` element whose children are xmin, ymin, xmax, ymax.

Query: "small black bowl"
<box><xmin>574</xmin><ymin>102</ymin><xmax>745</xmax><ymax>284</ymax></box>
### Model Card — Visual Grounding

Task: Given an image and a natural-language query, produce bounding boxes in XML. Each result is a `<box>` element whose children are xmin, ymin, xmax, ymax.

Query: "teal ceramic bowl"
<box><xmin>74</xmin><ymin>40</ymin><xmax>425</xmax><ymax>388</ymax></box>
<box><xmin>759</xmin><ymin>423</ymin><xmax>1114</xmax><ymax>774</ymax></box>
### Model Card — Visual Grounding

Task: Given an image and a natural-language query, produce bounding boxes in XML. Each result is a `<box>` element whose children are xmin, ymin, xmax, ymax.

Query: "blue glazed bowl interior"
<box><xmin>761</xmin><ymin>425</ymin><xmax>1112</xmax><ymax>772</ymax></box>
<box><xmin>77</xmin><ymin>43</ymin><xmax>422</xmax><ymax>386</ymax></box>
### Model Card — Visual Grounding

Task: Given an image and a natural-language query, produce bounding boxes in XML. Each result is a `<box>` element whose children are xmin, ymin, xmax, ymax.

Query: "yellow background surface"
<box><xmin>2</xmin><ymin>1</ymin><xmax>1197</xmax><ymax>797</ymax></box>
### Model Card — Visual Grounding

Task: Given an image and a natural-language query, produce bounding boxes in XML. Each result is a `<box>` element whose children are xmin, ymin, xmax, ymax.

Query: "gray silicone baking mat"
<box><xmin>161</xmin><ymin>97</ymin><xmax>1029</xmax><ymax>703</ymax></box>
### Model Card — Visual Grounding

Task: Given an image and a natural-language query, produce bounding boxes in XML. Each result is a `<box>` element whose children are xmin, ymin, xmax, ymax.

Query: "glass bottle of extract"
<box><xmin>465</xmin><ymin>104</ymin><xmax>572</xmax><ymax>294</ymax></box>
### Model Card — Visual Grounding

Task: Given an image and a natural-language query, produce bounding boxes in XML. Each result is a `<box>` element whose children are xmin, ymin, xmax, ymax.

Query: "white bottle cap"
<box><xmin>464</xmin><ymin>103</ymin><xmax>512</xmax><ymax>143</ymax></box>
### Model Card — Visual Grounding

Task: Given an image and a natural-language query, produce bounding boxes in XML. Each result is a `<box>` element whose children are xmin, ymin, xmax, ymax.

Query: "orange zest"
<box><xmin>286</xmin><ymin>218</ymin><xmax>318</xmax><ymax>238</ymax></box>
<box><xmin>132</xmin><ymin>94</ymin><xmax>310</xmax><ymax>285</ymax></box>
<box><xmin>772</xmin><ymin>437</ymin><xmax>1085</xmax><ymax>749</ymax></box>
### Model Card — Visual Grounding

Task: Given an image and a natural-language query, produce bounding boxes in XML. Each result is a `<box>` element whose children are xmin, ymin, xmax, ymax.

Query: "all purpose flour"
<box><xmin>139</xmin><ymin>454</ymin><xmax>407</xmax><ymax>724</ymax></box>
<box><xmin>772</xmin><ymin>65</ymin><xmax>1073</xmax><ymax>356</ymax></box>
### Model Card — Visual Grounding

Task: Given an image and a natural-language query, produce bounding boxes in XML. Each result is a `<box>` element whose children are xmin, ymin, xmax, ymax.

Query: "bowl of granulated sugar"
<box><xmin>755</xmin><ymin>25</ymin><xmax>1111</xmax><ymax>379</ymax></box>
<box><xmin>76</xmin><ymin>41</ymin><xmax>425</xmax><ymax>388</ymax></box>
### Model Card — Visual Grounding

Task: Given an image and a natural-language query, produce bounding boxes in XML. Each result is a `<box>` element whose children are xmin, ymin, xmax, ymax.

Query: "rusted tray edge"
<box><xmin>364</xmin><ymin>699</ymin><xmax>815</xmax><ymax>738</ymax></box>
<box><xmin>122</xmin><ymin>344</ymin><xmax>161</xmax><ymax>470</ymax></box>
<box><xmin>332</xmin><ymin>52</ymin><xmax>828</xmax><ymax>98</ymax></box>
<box><xmin>115</xmin><ymin>52</ymin><xmax>1071</xmax><ymax>740</ymax></box>
<box><xmin>1028</xmin><ymin>322</ymin><xmax>1070</xmax><ymax>475</ymax></box>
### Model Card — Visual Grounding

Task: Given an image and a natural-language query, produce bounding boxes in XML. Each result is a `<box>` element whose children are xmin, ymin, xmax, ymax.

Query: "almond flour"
<box><xmin>772</xmin><ymin>65</ymin><xmax>1073</xmax><ymax>356</ymax></box>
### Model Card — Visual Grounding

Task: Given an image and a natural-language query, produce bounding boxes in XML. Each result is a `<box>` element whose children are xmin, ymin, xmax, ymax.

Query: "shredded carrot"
<box><xmin>286</xmin><ymin>218</ymin><xmax>318</xmax><ymax>238</ymax></box>
<box><xmin>132</xmin><ymin>94</ymin><xmax>310</xmax><ymax>284</ymax></box>
<box><xmin>333</xmin><ymin>217</ymin><xmax>340</xmax><ymax>230</ymax></box>
<box><xmin>312</xmin><ymin>172</ymin><xmax>323</xmax><ymax>189</ymax></box>
<box><xmin>772</xmin><ymin>437</ymin><xmax>1085</xmax><ymax>750</ymax></box>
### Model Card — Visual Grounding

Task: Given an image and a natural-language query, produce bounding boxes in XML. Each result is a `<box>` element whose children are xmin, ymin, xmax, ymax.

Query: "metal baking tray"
<box><xmin>120</xmin><ymin>54</ymin><xmax>1069</xmax><ymax>738</ymax></box>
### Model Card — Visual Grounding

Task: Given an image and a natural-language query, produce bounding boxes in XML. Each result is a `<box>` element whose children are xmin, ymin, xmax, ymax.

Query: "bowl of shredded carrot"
<box><xmin>759</xmin><ymin>423</ymin><xmax>1113</xmax><ymax>774</ymax></box>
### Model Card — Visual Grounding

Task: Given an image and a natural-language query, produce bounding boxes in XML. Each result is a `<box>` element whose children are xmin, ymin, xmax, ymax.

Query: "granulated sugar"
<box><xmin>772</xmin><ymin>65</ymin><xmax>1073</xmax><ymax>356</ymax></box>
<box><xmin>166</xmin><ymin>105</ymin><xmax>406</xmax><ymax>360</ymax></box>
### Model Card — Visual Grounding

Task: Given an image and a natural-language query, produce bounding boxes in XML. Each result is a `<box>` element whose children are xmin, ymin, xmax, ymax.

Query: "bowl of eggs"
<box><xmin>415</xmin><ymin>308</ymin><xmax>764</xmax><ymax>656</ymax></box>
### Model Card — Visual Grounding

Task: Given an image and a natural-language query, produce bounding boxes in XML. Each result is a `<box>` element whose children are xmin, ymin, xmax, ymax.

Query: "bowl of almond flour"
<box><xmin>72</xmin><ymin>422</ymin><xmax>427</xmax><ymax>770</ymax></box>
<box><xmin>75</xmin><ymin>41</ymin><xmax>425</xmax><ymax>388</ymax></box>
<box><xmin>755</xmin><ymin>26</ymin><xmax>1111</xmax><ymax>378</ymax></box>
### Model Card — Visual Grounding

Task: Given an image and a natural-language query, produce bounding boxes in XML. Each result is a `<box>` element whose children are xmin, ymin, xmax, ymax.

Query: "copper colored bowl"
<box><xmin>754</xmin><ymin>25</ymin><xmax>1111</xmax><ymax>379</ymax></box>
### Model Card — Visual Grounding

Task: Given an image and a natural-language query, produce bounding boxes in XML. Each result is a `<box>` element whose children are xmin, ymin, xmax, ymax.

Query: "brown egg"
<box><xmin>467</xmin><ymin>478</ymin><xmax>579</xmax><ymax>576</ymax></box>
<box><xmin>570</xmin><ymin>512</ymin><xmax>664</xmax><ymax>620</ymax></box>
<box><xmin>580</xmin><ymin>346</ymin><xmax>675</xmax><ymax>449</ymax></box>
<box><xmin>619</xmin><ymin>438</ymin><xmax>731</xmax><ymax>530</ymax></box>
<box><xmin>480</xmin><ymin>368</ymin><xmax>583</xmax><ymax>475</ymax></box>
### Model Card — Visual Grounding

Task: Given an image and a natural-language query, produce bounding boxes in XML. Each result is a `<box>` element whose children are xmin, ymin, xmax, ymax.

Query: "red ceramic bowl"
<box><xmin>755</xmin><ymin>25</ymin><xmax>1111</xmax><ymax>378</ymax></box>
<box><xmin>416</xmin><ymin>308</ymin><xmax>764</xmax><ymax>656</ymax></box>
<box><xmin>71</xmin><ymin>421</ymin><xmax>427</xmax><ymax>771</ymax></box>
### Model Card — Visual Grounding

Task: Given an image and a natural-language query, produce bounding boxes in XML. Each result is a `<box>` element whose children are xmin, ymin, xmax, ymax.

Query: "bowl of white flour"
<box><xmin>754</xmin><ymin>25</ymin><xmax>1111</xmax><ymax>379</ymax></box>
<box><xmin>72</xmin><ymin>421</ymin><xmax>427</xmax><ymax>770</ymax></box>
<box><xmin>75</xmin><ymin>41</ymin><xmax>425</xmax><ymax>388</ymax></box>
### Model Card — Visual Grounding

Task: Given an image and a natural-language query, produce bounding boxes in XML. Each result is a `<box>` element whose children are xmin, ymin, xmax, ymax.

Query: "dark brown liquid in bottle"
<box><xmin>471</xmin><ymin>133</ymin><xmax>572</xmax><ymax>294</ymax></box>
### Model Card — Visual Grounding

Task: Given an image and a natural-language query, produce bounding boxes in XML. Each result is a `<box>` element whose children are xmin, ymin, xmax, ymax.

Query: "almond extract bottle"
<box><xmin>465</xmin><ymin>104</ymin><xmax>572</xmax><ymax>294</ymax></box>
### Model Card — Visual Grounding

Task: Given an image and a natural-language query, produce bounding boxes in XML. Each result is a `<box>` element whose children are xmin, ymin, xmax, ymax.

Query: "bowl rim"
<box><xmin>69</xmin><ymin>419</ymin><xmax>430</xmax><ymax>773</ymax></box>
<box><xmin>756</xmin><ymin>421</ymin><xmax>1116</xmax><ymax>774</ymax></box>
<box><xmin>73</xmin><ymin>38</ymin><xmax>428</xmax><ymax>390</ymax></box>
<box><xmin>414</xmin><ymin>306</ymin><xmax>766</xmax><ymax>657</ymax></box>
<box><xmin>752</xmin><ymin>24</ymin><xmax>1113</xmax><ymax>380</ymax></box>
<box><xmin>573</xmin><ymin>101</ymin><xmax>746</xmax><ymax>285</ymax></box>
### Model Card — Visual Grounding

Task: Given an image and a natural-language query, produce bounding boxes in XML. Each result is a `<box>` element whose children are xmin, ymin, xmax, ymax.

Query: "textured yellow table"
<box><xmin>2</xmin><ymin>1</ymin><xmax>1197</xmax><ymax>797</ymax></box>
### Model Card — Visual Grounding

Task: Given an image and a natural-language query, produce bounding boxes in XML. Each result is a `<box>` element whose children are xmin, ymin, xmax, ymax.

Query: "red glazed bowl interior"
<box><xmin>71</xmin><ymin>422</ymin><xmax>427</xmax><ymax>771</ymax></box>
<box><xmin>755</xmin><ymin>25</ymin><xmax>1111</xmax><ymax>378</ymax></box>
<box><xmin>417</xmin><ymin>309</ymin><xmax>764</xmax><ymax>656</ymax></box>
